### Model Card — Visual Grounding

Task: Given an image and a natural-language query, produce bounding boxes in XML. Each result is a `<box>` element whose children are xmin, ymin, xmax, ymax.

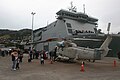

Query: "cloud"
<box><xmin>0</xmin><ymin>0</ymin><xmax>120</xmax><ymax>33</ymax></box>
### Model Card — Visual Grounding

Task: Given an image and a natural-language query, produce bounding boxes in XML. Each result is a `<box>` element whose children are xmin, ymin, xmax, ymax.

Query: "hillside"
<box><xmin>0</xmin><ymin>29</ymin><xmax>32</xmax><ymax>43</ymax></box>
<box><xmin>0</xmin><ymin>29</ymin><xmax>32</xmax><ymax>48</ymax></box>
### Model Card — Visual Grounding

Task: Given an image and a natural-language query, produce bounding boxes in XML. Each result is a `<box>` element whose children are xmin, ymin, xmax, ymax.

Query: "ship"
<box><xmin>27</xmin><ymin>3</ymin><xmax>120</xmax><ymax>57</ymax></box>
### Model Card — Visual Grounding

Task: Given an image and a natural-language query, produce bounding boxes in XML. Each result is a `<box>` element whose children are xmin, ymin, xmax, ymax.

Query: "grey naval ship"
<box><xmin>31</xmin><ymin>3</ymin><xmax>120</xmax><ymax>57</ymax></box>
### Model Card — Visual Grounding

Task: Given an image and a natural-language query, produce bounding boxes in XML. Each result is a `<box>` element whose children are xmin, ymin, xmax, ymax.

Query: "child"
<box><xmin>40</xmin><ymin>53</ymin><xmax>44</xmax><ymax>64</ymax></box>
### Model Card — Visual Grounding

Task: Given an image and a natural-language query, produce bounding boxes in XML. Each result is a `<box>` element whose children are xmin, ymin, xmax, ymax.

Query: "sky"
<box><xmin>0</xmin><ymin>0</ymin><xmax>120</xmax><ymax>33</ymax></box>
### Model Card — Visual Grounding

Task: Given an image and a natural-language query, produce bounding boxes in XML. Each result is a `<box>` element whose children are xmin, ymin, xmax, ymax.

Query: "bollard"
<box><xmin>114</xmin><ymin>60</ymin><xmax>116</xmax><ymax>67</ymax></box>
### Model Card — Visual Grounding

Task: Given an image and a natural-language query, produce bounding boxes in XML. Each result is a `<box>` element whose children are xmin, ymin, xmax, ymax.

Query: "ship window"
<box><xmin>66</xmin><ymin>23</ymin><xmax>72</xmax><ymax>28</ymax></box>
<box><xmin>37</xmin><ymin>32</ymin><xmax>42</xmax><ymax>37</ymax></box>
<box><xmin>68</xmin><ymin>29</ymin><xmax>73</xmax><ymax>33</ymax></box>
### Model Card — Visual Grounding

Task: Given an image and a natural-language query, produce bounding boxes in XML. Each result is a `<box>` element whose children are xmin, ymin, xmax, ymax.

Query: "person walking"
<box><xmin>17</xmin><ymin>49</ymin><xmax>23</xmax><ymax>63</ymax></box>
<box><xmin>16</xmin><ymin>56</ymin><xmax>20</xmax><ymax>69</ymax></box>
<box><xmin>35</xmin><ymin>50</ymin><xmax>39</xmax><ymax>59</ymax></box>
<box><xmin>28</xmin><ymin>50</ymin><xmax>33</xmax><ymax>62</ymax></box>
<box><xmin>40</xmin><ymin>50</ymin><xmax>45</xmax><ymax>64</ymax></box>
<box><xmin>11</xmin><ymin>50</ymin><xmax>18</xmax><ymax>71</ymax></box>
<box><xmin>54</xmin><ymin>46</ymin><xmax>58</xmax><ymax>61</ymax></box>
<box><xmin>19</xmin><ymin>53</ymin><xmax>23</xmax><ymax>62</ymax></box>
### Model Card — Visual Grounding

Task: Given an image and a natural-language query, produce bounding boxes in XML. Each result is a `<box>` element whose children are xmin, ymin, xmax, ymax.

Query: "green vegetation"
<box><xmin>0</xmin><ymin>35</ymin><xmax>11</xmax><ymax>39</ymax></box>
<box><xmin>0</xmin><ymin>29</ymin><xmax>32</xmax><ymax>48</ymax></box>
<box><xmin>0</xmin><ymin>29</ymin><xmax>31</xmax><ymax>40</ymax></box>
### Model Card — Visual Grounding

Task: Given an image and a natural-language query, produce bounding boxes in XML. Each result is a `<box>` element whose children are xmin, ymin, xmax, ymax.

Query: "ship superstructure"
<box><xmin>33</xmin><ymin>4</ymin><xmax>99</xmax><ymax>51</ymax></box>
<box><xmin>56</xmin><ymin>9</ymin><xmax>98</xmax><ymax>35</ymax></box>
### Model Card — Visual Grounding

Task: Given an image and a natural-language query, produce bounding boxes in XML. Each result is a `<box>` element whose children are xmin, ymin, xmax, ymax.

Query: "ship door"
<box><xmin>43</xmin><ymin>42</ymin><xmax>49</xmax><ymax>51</ymax></box>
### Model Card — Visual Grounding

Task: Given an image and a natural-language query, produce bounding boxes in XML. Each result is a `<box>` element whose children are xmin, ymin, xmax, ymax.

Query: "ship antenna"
<box><xmin>47</xmin><ymin>20</ymin><xmax>49</xmax><ymax>26</ymax></box>
<box><xmin>68</xmin><ymin>1</ymin><xmax>77</xmax><ymax>12</ymax></box>
<box><xmin>68</xmin><ymin>1</ymin><xmax>73</xmax><ymax>11</ymax></box>
<box><xmin>83</xmin><ymin>4</ymin><xmax>85</xmax><ymax>14</ymax></box>
<box><xmin>107</xmin><ymin>23</ymin><xmax>111</xmax><ymax>34</ymax></box>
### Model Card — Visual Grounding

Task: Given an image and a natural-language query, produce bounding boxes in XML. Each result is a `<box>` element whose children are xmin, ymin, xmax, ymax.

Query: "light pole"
<box><xmin>31</xmin><ymin>12</ymin><xmax>36</xmax><ymax>50</ymax></box>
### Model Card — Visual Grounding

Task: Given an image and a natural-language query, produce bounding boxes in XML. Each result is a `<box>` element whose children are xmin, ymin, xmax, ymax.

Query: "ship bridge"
<box><xmin>56</xmin><ymin>9</ymin><xmax>98</xmax><ymax>25</ymax></box>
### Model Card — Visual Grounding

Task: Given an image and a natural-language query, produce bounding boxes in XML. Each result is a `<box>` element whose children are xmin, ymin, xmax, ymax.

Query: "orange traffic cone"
<box><xmin>114</xmin><ymin>60</ymin><xmax>116</xmax><ymax>67</ymax></box>
<box><xmin>80</xmin><ymin>64</ymin><xmax>85</xmax><ymax>72</ymax></box>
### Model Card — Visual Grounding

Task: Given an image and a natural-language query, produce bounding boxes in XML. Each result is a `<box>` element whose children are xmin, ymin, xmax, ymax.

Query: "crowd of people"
<box><xmin>10</xmin><ymin>49</ymin><xmax>23</xmax><ymax>70</ymax></box>
<box><xmin>27</xmin><ymin>46</ymin><xmax>58</xmax><ymax>64</ymax></box>
<box><xmin>0</xmin><ymin>49</ymin><xmax>9</xmax><ymax>57</ymax></box>
<box><xmin>6</xmin><ymin>46</ymin><xmax>58</xmax><ymax>71</ymax></box>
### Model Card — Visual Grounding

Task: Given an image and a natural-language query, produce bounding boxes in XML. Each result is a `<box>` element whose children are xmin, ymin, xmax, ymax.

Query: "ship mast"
<box><xmin>83</xmin><ymin>4</ymin><xmax>85</xmax><ymax>14</ymax></box>
<box><xmin>68</xmin><ymin>2</ymin><xmax>77</xmax><ymax>12</ymax></box>
<box><xmin>107</xmin><ymin>23</ymin><xmax>111</xmax><ymax>34</ymax></box>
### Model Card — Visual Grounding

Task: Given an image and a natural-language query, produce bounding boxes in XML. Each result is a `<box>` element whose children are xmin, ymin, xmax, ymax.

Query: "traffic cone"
<box><xmin>80</xmin><ymin>64</ymin><xmax>85</xmax><ymax>72</ymax></box>
<box><xmin>113</xmin><ymin>60</ymin><xmax>116</xmax><ymax>67</ymax></box>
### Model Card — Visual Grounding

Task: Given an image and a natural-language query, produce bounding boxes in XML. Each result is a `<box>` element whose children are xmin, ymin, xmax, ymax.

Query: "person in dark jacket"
<box><xmin>54</xmin><ymin>46</ymin><xmax>58</xmax><ymax>61</ymax></box>
<box><xmin>16</xmin><ymin>57</ymin><xmax>20</xmax><ymax>69</ymax></box>
<box><xmin>117</xmin><ymin>51</ymin><xmax>120</xmax><ymax>59</ymax></box>
<box><xmin>28</xmin><ymin>51</ymin><xmax>32</xmax><ymax>62</ymax></box>
<box><xmin>11</xmin><ymin>50</ymin><xmax>18</xmax><ymax>70</ymax></box>
<box><xmin>40</xmin><ymin>50</ymin><xmax>45</xmax><ymax>64</ymax></box>
<box><xmin>49</xmin><ymin>50</ymin><xmax>54</xmax><ymax>60</ymax></box>
<box><xmin>18</xmin><ymin>50</ymin><xmax>23</xmax><ymax>62</ymax></box>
